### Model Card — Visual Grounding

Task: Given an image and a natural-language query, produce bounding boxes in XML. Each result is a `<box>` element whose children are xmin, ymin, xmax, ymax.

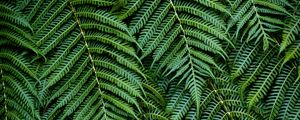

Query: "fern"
<box><xmin>283</xmin><ymin>39</ymin><xmax>300</xmax><ymax>64</ymax></box>
<box><xmin>280</xmin><ymin>16</ymin><xmax>300</xmax><ymax>52</ymax></box>
<box><xmin>229</xmin><ymin>0</ymin><xmax>287</xmax><ymax>50</ymax></box>
<box><xmin>1</xmin><ymin>0</ymin><xmax>300</xmax><ymax>119</ymax></box>
<box><xmin>264</xmin><ymin>65</ymin><xmax>296</xmax><ymax>120</ymax></box>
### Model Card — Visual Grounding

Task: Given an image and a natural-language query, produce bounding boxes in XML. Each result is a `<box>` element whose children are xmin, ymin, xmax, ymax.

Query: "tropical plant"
<box><xmin>0</xmin><ymin>0</ymin><xmax>299</xmax><ymax>120</ymax></box>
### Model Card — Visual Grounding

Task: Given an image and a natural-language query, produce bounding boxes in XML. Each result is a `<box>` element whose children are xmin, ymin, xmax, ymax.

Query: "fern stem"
<box><xmin>67</xmin><ymin>0</ymin><xmax>103</xmax><ymax>95</ymax></box>
<box><xmin>1</xmin><ymin>69</ymin><xmax>7</xmax><ymax>120</ymax></box>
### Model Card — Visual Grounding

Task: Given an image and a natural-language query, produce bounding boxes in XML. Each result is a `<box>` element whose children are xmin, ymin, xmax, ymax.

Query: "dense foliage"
<box><xmin>0</xmin><ymin>0</ymin><xmax>300</xmax><ymax>119</ymax></box>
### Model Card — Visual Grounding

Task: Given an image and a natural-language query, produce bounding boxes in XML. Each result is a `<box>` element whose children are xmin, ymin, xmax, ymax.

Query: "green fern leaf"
<box><xmin>247</xmin><ymin>58</ymin><xmax>282</xmax><ymax>108</ymax></box>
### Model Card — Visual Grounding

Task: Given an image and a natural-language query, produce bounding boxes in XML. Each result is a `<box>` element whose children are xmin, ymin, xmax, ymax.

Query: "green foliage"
<box><xmin>0</xmin><ymin>0</ymin><xmax>299</xmax><ymax>120</ymax></box>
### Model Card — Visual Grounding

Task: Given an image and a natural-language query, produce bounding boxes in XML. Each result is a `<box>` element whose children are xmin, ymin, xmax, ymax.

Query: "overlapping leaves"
<box><xmin>1</xmin><ymin>0</ymin><xmax>300</xmax><ymax>120</ymax></box>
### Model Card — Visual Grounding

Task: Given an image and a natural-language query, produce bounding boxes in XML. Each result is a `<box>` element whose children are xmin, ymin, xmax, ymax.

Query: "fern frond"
<box><xmin>0</xmin><ymin>12</ymin><xmax>32</xmax><ymax>31</ymax></box>
<box><xmin>113</xmin><ymin>0</ymin><xmax>144</xmax><ymax>20</ymax></box>
<box><xmin>71</xmin><ymin>88</ymin><xmax>101</xmax><ymax>119</ymax></box>
<box><xmin>47</xmin><ymin>56</ymin><xmax>89</xmax><ymax>102</ymax></box>
<box><xmin>125</xmin><ymin>0</ymin><xmax>230</xmax><ymax>118</ymax></box>
<box><xmin>184</xmin><ymin>27</ymin><xmax>227</xmax><ymax>59</ymax></box>
<box><xmin>0</xmin><ymin>2</ymin><xmax>18</xmax><ymax>13</ymax></box>
<box><xmin>0</xmin><ymin>49</ymin><xmax>37</xmax><ymax>79</ymax></box>
<box><xmin>44</xmin><ymin>44</ymin><xmax>85</xmax><ymax>88</ymax></box>
<box><xmin>103</xmin><ymin>93</ymin><xmax>139</xmax><ymax>119</ymax></box>
<box><xmin>193</xmin><ymin>0</ymin><xmax>231</xmax><ymax>15</ymax></box>
<box><xmin>32</xmin><ymin>0</ymin><xmax>68</xmax><ymax>34</ymax></box>
<box><xmin>93</xmin><ymin>57</ymin><xmax>143</xmax><ymax>87</ymax></box>
<box><xmin>185</xmin><ymin>106</ymin><xmax>197</xmax><ymax>120</ymax></box>
<box><xmin>247</xmin><ymin>58</ymin><xmax>282</xmax><ymax>109</ymax></box>
<box><xmin>81</xmin><ymin>21</ymin><xmax>137</xmax><ymax>45</ymax></box>
<box><xmin>277</xmin><ymin>79</ymin><xmax>300</xmax><ymax>119</ymax></box>
<box><xmin>0</xmin><ymin>0</ymin><xmax>151</xmax><ymax>119</ymax></box>
<box><xmin>215</xmin><ymin>107</ymin><xmax>260</xmax><ymax>120</ymax></box>
<box><xmin>96</xmin><ymin>71</ymin><xmax>141</xmax><ymax>97</ymax></box>
<box><xmin>37</xmin><ymin>32</ymin><xmax>81</xmax><ymax>79</ymax></box>
<box><xmin>264</xmin><ymin>65</ymin><xmax>296</xmax><ymax>120</ymax></box>
<box><xmin>0</xmin><ymin>63</ymin><xmax>37</xmax><ymax>99</ymax></box>
<box><xmin>175</xmin><ymin>0</ymin><xmax>226</xmax><ymax>30</ymax></box>
<box><xmin>283</xmin><ymin>39</ymin><xmax>300</xmax><ymax>64</ymax></box>
<box><xmin>140</xmin><ymin>13</ymin><xmax>176</xmax><ymax>58</ymax></box>
<box><xmin>230</xmin><ymin>42</ymin><xmax>260</xmax><ymax>79</ymax></box>
<box><xmin>2</xmin><ymin>75</ymin><xmax>37</xmax><ymax>119</ymax></box>
<box><xmin>137</xmin><ymin>1</ymin><xmax>171</xmax><ymax>48</ymax></box>
<box><xmin>34</xmin><ymin>10</ymin><xmax>73</xmax><ymax>46</ymax></box>
<box><xmin>165</xmin><ymin>83</ymin><xmax>192</xmax><ymax>120</ymax></box>
<box><xmin>199</xmin><ymin>82</ymin><xmax>261</xmax><ymax>120</ymax></box>
<box><xmin>45</xmin><ymin>66</ymin><xmax>92</xmax><ymax>119</ymax></box>
<box><xmin>0</xmin><ymin>22</ymin><xmax>32</xmax><ymax>41</ymax></box>
<box><xmin>280</xmin><ymin>16</ymin><xmax>300</xmax><ymax>52</ymax></box>
<box><xmin>75</xmin><ymin>9</ymin><xmax>129</xmax><ymax>33</ymax></box>
<box><xmin>229</xmin><ymin>0</ymin><xmax>287</xmax><ymax>50</ymax></box>
<box><xmin>128</xmin><ymin>0</ymin><xmax>161</xmax><ymax>35</ymax></box>
<box><xmin>84</xmin><ymin>34</ymin><xmax>134</xmax><ymax>55</ymax></box>
<box><xmin>0</xmin><ymin>30</ymin><xmax>38</xmax><ymax>54</ymax></box>
<box><xmin>25</xmin><ymin>0</ymin><xmax>44</xmax><ymax>21</ymax></box>
<box><xmin>239</xmin><ymin>47</ymin><xmax>275</xmax><ymax>97</ymax></box>
<box><xmin>2</xmin><ymin>0</ymin><xmax>300</xmax><ymax>119</ymax></box>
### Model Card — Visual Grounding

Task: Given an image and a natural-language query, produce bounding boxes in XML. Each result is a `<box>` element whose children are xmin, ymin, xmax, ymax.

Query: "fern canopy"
<box><xmin>0</xmin><ymin>0</ymin><xmax>299</xmax><ymax>120</ymax></box>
